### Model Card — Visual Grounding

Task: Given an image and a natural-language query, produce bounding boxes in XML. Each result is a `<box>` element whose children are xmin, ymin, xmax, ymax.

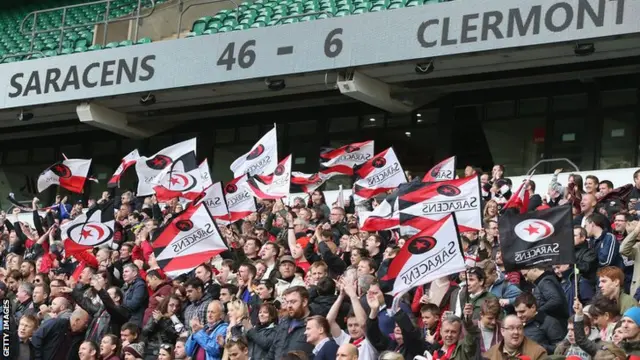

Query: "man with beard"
<box><xmin>266</xmin><ymin>286</ymin><xmax>314</xmax><ymax>360</ymax></box>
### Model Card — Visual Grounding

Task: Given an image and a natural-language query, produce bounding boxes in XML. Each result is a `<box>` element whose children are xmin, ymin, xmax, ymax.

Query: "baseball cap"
<box><xmin>279</xmin><ymin>255</ymin><xmax>296</xmax><ymax>265</ymax></box>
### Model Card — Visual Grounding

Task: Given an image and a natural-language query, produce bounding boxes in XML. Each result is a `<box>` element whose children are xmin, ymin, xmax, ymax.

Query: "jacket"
<box><xmin>245</xmin><ymin>323</ymin><xmax>276</xmax><ymax>360</ymax></box>
<box><xmin>185</xmin><ymin>321</ymin><xmax>229</xmax><ymax>360</ymax></box>
<box><xmin>72</xmin><ymin>285</ymin><xmax>130</xmax><ymax>343</ymax></box>
<box><xmin>143</xmin><ymin>281</ymin><xmax>173</xmax><ymax>326</ymax></box>
<box><xmin>590</xmin><ymin>231</ymin><xmax>623</xmax><ymax>268</ymax></box>
<box><xmin>619</xmin><ymin>227</ymin><xmax>640</xmax><ymax>298</ymax></box>
<box><xmin>522</xmin><ymin>311</ymin><xmax>566</xmax><ymax>354</ymax></box>
<box><xmin>532</xmin><ymin>271</ymin><xmax>569</xmax><ymax>323</ymax></box>
<box><xmin>31</xmin><ymin>317</ymin><xmax>85</xmax><ymax>360</ymax></box>
<box><xmin>265</xmin><ymin>315</ymin><xmax>314</xmax><ymax>360</ymax></box>
<box><xmin>366</xmin><ymin>310</ymin><xmax>427</xmax><ymax>360</ymax></box>
<box><xmin>123</xmin><ymin>276</ymin><xmax>149</xmax><ymax>327</ymax></box>
<box><xmin>574</xmin><ymin>240</ymin><xmax>598</xmax><ymax>282</ymax></box>
<box><xmin>449</xmin><ymin>288</ymin><xmax>496</xmax><ymax>321</ymax></box>
<box><xmin>484</xmin><ymin>337</ymin><xmax>547</xmax><ymax>360</ymax></box>
<box><xmin>142</xmin><ymin>316</ymin><xmax>180</xmax><ymax>359</ymax></box>
<box><xmin>314</xmin><ymin>339</ymin><xmax>340</xmax><ymax>360</ymax></box>
<box><xmin>488</xmin><ymin>273</ymin><xmax>522</xmax><ymax>305</ymax></box>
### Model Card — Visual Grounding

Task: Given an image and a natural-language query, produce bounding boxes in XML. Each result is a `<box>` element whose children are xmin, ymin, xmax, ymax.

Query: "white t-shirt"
<box><xmin>334</xmin><ymin>330</ymin><xmax>379</xmax><ymax>360</ymax></box>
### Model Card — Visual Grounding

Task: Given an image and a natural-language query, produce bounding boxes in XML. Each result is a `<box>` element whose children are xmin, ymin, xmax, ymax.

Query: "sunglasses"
<box><xmin>160</xmin><ymin>344</ymin><xmax>173</xmax><ymax>351</ymax></box>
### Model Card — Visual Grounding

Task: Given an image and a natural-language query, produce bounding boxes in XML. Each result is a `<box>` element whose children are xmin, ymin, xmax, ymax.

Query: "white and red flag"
<box><xmin>61</xmin><ymin>200</ymin><xmax>117</xmax><ymax>254</ymax></box>
<box><xmin>193</xmin><ymin>182</ymin><xmax>230</xmax><ymax>225</ymax></box>
<box><xmin>245</xmin><ymin>155</ymin><xmax>292</xmax><ymax>199</ymax></box>
<box><xmin>290</xmin><ymin>172</ymin><xmax>331</xmax><ymax>193</ymax></box>
<box><xmin>152</xmin><ymin>152</ymin><xmax>205</xmax><ymax>202</ymax></box>
<box><xmin>382</xmin><ymin>214</ymin><xmax>465</xmax><ymax>296</ymax></box>
<box><xmin>135</xmin><ymin>138</ymin><xmax>197</xmax><ymax>197</ymax></box>
<box><xmin>504</xmin><ymin>173</ymin><xmax>534</xmax><ymax>214</ymax></box>
<box><xmin>199</xmin><ymin>159</ymin><xmax>213</xmax><ymax>189</ymax></box>
<box><xmin>37</xmin><ymin>158</ymin><xmax>92</xmax><ymax>194</ymax></box>
<box><xmin>320</xmin><ymin>140</ymin><xmax>374</xmax><ymax>176</ymax></box>
<box><xmin>108</xmin><ymin>149</ymin><xmax>140</xmax><ymax>188</ymax></box>
<box><xmin>422</xmin><ymin>156</ymin><xmax>456</xmax><ymax>182</ymax></box>
<box><xmin>151</xmin><ymin>203</ymin><xmax>228</xmax><ymax>278</ymax></box>
<box><xmin>225</xmin><ymin>175</ymin><xmax>257</xmax><ymax>223</ymax></box>
<box><xmin>399</xmin><ymin>176</ymin><xmax>482</xmax><ymax>235</ymax></box>
<box><xmin>230</xmin><ymin>126</ymin><xmax>278</xmax><ymax>177</ymax></box>
<box><xmin>352</xmin><ymin>148</ymin><xmax>406</xmax><ymax>203</ymax></box>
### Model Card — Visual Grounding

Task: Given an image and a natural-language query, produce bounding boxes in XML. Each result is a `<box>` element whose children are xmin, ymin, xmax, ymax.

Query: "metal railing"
<box><xmin>274</xmin><ymin>10</ymin><xmax>333</xmax><ymax>25</ymax></box>
<box><xmin>176</xmin><ymin>0</ymin><xmax>239</xmax><ymax>38</ymax></box>
<box><xmin>526</xmin><ymin>158</ymin><xmax>581</xmax><ymax>176</ymax></box>
<box><xmin>19</xmin><ymin>0</ymin><xmax>157</xmax><ymax>54</ymax></box>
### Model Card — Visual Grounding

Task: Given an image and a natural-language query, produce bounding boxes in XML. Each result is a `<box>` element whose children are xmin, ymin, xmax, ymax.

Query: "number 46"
<box><xmin>217</xmin><ymin>40</ymin><xmax>256</xmax><ymax>70</ymax></box>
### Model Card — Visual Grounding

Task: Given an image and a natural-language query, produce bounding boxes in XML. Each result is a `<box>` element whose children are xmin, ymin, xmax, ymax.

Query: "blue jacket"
<box><xmin>590</xmin><ymin>231</ymin><xmax>623</xmax><ymax>268</ymax></box>
<box><xmin>186</xmin><ymin>321</ymin><xmax>229</xmax><ymax>360</ymax></box>
<box><xmin>314</xmin><ymin>339</ymin><xmax>339</xmax><ymax>360</ymax></box>
<box><xmin>488</xmin><ymin>273</ymin><xmax>522</xmax><ymax>304</ymax></box>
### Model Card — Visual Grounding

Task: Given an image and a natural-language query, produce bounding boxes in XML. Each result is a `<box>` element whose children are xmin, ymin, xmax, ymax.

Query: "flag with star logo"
<box><xmin>61</xmin><ymin>199</ymin><xmax>117</xmax><ymax>254</ymax></box>
<box><xmin>151</xmin><ymin>202</ymin><xmax>228</xmax><ymax>278</ymax></box>
<box><xmin>381</xmin><ymin>213</ymin><xmax>465</xmax><ymax>296</ymax></box>
<box><xmin>108</xmin><ymin>149</ymin><xmax>140</xmax><ymax>188</ymax></box>
<box><xmin>422</xmin><ymin>156</ymin><xmax>456</xmax><ymax>182</ymax></box>
<box><xmin>135</xmin><ymin>138</ymin><xmax>197</xmax><ymax>196</ymax></box>
<box><xmin>152</xmin><ymin>151</ymin><xmax>206</xmax><ymax>202</ymax></box>
<box><xmin>37</xmin><ymin>158</ymin><xmax>92</xmax><ymax>193</ymax></box>
<box><xmin>499</xmin><ymin>204</ymin><xmax>574</xmax><ymax>271</ymax></box>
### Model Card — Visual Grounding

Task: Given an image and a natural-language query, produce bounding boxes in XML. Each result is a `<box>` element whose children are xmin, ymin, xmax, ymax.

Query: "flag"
<box><xmin>193</xmin><ymin>182</ymin><xmax>230</xmax><ymax>225</ymax></box>
<box><xmin>37</xmin><ymin>158</ymin><xmax>92</xmax><ymax>193</ymax></box>
<box><xmin>152</xmin><ymin>151</ymin><xmax>204</xmax><ymax>202</ymax></box>
<box><xmin>382</xmin><ymin>214</ymin><xmax>465</xmax><ymax>296</ymax></box>
<box><xmin>199</xmin><ymin>159</ymin><xmax>213</xmax><ymax>189</ymax></box>
<box><xmin>423</xmin><ymin>156</ymin><xmax>456</xmax><ymax>182</ymax></box>
<box><xmin>61</xmin><ymin>200</ymin><xmax>116</xmax><ymax>253</ymax></box>
<box><xmin>290</xmin><ymin>171</ymin><xmax>332</xmax><ymax>193</ymax></box>
<box><xmin>230</xmin><ymin>126</ymin><xmax>277</xmax><ymax>177</ymax></box>
<box><xmin>151</xmin><ymin>203</ymin><xmax>228</xmax><ymax>278</ymax></box>
<box><xmin>108</xmin><ymin>149</ymin><xmax>140</xmax><ymax>188</ymax></box>
<box><xmin>499</xmin><ymin>204</ymin><xmax>574</xmax><ymax>271</ymax></box>
<box><xmin>135</xmin><ymin>138</ymin><xmax>197</xmax><ymax>196</ymax></box>
<box><xmin>320</xmin><ymin>140</ymin><xmax>374</xmax><ymax>176</ymax></box>
<box><xmin>399</xmin><ymin>176</ymin><xmax>483</xmax><ymax>235</ymax></box>
<box><xmin>504</xmin><ymin>173</ymin><xmax>533</xmax><ymax>214</ymax></box>
<box><xmin>245</xmin><ymin>155</ymin><xmax>292</xmax><ymax>199</ymax></box>
<box><xmin>357</xmin><ymin>181</ymin><xmax>425</xmax><ymax>232</ymax></box>
<box><xmin>352</xmin><ymin>148</ymin><xmax>406</xmax><ymax>203</ymax></box>
<box><xmin>225</xmin><ymin>174</ymin><xmax>257</xmax><ymax>223</ymax></box>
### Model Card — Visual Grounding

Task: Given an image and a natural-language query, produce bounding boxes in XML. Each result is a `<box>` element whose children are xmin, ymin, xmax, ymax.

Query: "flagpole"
<box><xmin>574</xmin><ymin>265</ymin><xmax>579</xmax><ymax>303</ymax></box>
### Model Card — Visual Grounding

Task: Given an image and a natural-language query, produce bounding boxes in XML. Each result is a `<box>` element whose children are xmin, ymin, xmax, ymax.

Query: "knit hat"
<box><xmin>123</xmin><ymin>342</ymin><xmax>145</xmax><ymax>359</ymax></box>
<box><xmin>623</xmin><ymin>306</ymin><xmax>640</xmax><ymax>326</ymax></box>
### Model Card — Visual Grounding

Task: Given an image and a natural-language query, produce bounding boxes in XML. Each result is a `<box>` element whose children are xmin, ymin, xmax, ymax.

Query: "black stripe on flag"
<box><xmin>498</xmin><ymin>204</ymin><xmax>574</xmax><ymax>271</ymax></box>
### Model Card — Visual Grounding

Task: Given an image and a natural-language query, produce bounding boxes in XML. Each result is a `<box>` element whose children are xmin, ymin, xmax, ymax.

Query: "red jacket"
<box><xmin>143</xmin><ymin>281</ymin><xmax>173</xmax><ymax>326</ymax></box>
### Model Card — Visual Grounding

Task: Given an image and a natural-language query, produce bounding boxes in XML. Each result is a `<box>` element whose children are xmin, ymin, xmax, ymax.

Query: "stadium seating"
<box><xmin>0</xmin><ymin>0</ymin><xmax>162</xmax><ymax>62</ymax></box>
<box><xmin>0</xmin><ymin>0</ymin><xmax>440</xmax><ymax>63</ymax></box>
<box><xmin>187</xmin><ymin>0</ymin><xmax>437</xmax><ymax>36</ymax></box>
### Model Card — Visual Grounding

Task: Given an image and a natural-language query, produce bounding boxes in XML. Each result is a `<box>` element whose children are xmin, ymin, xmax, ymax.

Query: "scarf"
<box><xmin>433</xmin><ymin>344</ymin><xmax>456</xmax><ymax>360</ymax></box>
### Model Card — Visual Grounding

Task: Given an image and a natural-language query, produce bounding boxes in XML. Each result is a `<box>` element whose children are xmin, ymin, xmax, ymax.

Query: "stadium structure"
<box><xmin>0</xmin><ymin>0</ymin><xmax>638</xmax><ymax>205</ymax></box>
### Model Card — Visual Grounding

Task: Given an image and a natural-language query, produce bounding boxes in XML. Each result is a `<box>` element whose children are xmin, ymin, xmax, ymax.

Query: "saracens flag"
<box><xmin>352</xmin><ymin>148</ymin><xmax>406</xmax><ymax>204</ymax></box>
<box><xmin>61</xmin><ymin>200</ymin><xmax>117</xmax><ymax>254</ymax></box>
<box><xmin>382</xmin><ymin>214</ymin><xmax>465</xmax><ymax>296</ymax></box>
<box><xmin>198</xmin><ymin>159</ymin><xmax>213</xmax><ymax>189</ymax></box>
<box><xmin>358</xmin><ymin>181</ymin><xmax>425</xmax><ymax>232</ymax></box>
<box><xmin>245</xmin><ymin>155</ymin><xmax>292</xmax><ymax>199</ymax></box>
<box><xmin>151</xmin><ymin>203</ymin><xmax>228</xmax><ymax>278</ymax></box>
<box><xmin>399</xmin><ymin>176</ymin><xmax>482</xmax><ymax>235</ymax></box>
<box><xmin>225</xmin><ymin>174</ymin><xmax>257</xmax><ymax>223</ymax></box>
<box><xmin>499</xmin><ymin>204</ymin><xmax>574</xmax><ymax>271</ymax></box>
<box><xmin>135</xmin><ymin>138</ymin><xmax>197</xmax><ymax>197</ymax></box>
<box><xmin>423</xmin><ymin>156</ymin><xmax>456</xmax><ymax>182</ymax></box>
<box><xmin>108</xmin><ymin>149</ymin><xmax>140</xmax><ymax>188</ymax></box>
<box><xmin>193</xmin><ymin>181</ymin><xmax>230</xmax><ymax>225</ymax></box>
<box><xmin>290</xmin><ymin>172</ymin><xmax>330</xmax><ymax>194</ymax></box>
<box><xmin>230</xmin><ymin>126</ymin><xmax>277</xmax><ymax>178</ymax></box>
<box><xmin>152</xmin><ymin>151</ymin><xmax>204</xmax><ymax>202</ymax></box>
<box><xmin>320</xmin><ymin>140</ymin><xmax>374</xmax><ymax>176</ymax></box>
<box><xmin>37</xmin><ymin>158</ymin><xmax>92</xmax><ymax>193</ymax></box>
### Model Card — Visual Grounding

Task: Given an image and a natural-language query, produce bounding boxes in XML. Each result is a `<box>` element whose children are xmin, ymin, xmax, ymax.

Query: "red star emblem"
<box><xmin>153</xmin><ymin>158</ymin><xmax>164</xmax><ymax>166</ymax></box>
<box><xmin>524</xmin><ymin>224</ymin><xmax>539</xmax><ymax>235</ymax></box>
<box><xmin>81</xmin><ymin>229</ymin><xmax>92</xmax><ymax>238</ymax></box>
<box><xmin>414</xmin><ymin>240</ymin><xmax>427</xmax><ymax>250</ymax></box>
<box><xmin>170</xmin><ymin>177</ymin><xmax>181</xmax><ymax>186</ymax></box>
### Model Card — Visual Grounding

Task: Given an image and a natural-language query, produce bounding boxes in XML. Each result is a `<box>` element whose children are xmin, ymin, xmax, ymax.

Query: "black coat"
<box><xmin>246</xmin><ymin>323</ymin><xmax>277</xmax><ymax>360</ymax></box>
<box><xmin>265</xmin><ymin>316</ymin><xmax>314</xmax><ymax>360</ymax></box>
<box><xmin>31</xmin><ymin>317</ymin><xmax>84</xmax><ymax>360</ymax></box>
<box><xmin>123</xmin><ymin>277</ymin><xmax>149</xmax><ymax>327</ymax></box>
